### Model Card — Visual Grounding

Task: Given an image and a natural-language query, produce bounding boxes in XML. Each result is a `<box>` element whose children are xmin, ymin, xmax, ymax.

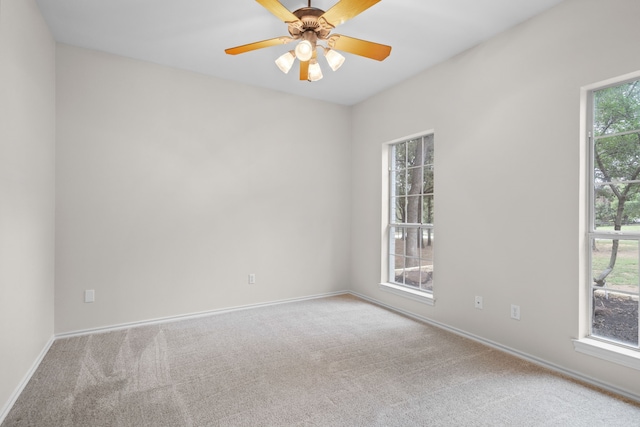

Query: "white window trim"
<box><xmin>381</xmin><ymin>130</ymin><xmax>435</xmax><ymax>304</ymax></box>
<box><xmin>573</xmin><ymin>338</ymin><xmax>640</xmax><ymax>370</ymax></box>
<box><xmin>577</xmin><ymin>70</ymin><xmax>640</xmax><ymax>370</ymax></box>
<box><xmin>379</xmin><ymin>282</ymin><xmax>435</xmax><ymax>305</ymax></box>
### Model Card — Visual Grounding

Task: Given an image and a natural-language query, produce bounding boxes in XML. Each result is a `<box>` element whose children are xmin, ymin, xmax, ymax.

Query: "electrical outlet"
<box><xmin>84</xmin><ymin>290</ymin><xmax>95</xmax><ymax>303</ymax></box>
<box><xmin>511</xmin><ymin>304</ymin><xmax>520</xmax><ymax>320</ymax></box>
<box><xmin>474</xmin><ymin>296</ymin><xmax>483</xmax><ymax>310</ymax></box>
<box><xmin>248</xmin><ymin>274</ymin><xmax>256</xmax><ymax>284</ymax></box>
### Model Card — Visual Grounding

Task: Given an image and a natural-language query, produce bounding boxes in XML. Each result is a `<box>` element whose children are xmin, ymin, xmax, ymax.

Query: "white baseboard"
<box><xmin>56</xmin><ymin>290</ymin><xmax>350</xmax><ymax>339</ymax></box>
<box><xmin>0</xmin><ymin>335</ymin><xmax>55</xmax><ymax>425</ymax></box>
<box><xmin>348</xmin><ymin>290</ymin><xmax>640</xmax><ymax>404</ymax></box>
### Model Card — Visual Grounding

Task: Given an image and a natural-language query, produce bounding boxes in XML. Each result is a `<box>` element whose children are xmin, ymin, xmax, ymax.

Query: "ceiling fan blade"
<box><xmin>319</xmin><ymin>0</ymin><xmax>380</xmax><ymax>29</ymax></box>
<box><xmin>299</xmin><ymin>60</ymin><xmax>309</xmax><ymax>81</ymax></box>
<box><xmin>328</xmin><ymin>35</ymin><xmax>391</xmax><ymax>61</ymax></box>
<box><xmin>256</xmin><ymin>0</ymin><xmax>303</xmax><ymax>25</ymax></box>
<box><xmin>225</xmin><ymin>36</ymin><xmax>293</xmax><ymax>55</ymax></box>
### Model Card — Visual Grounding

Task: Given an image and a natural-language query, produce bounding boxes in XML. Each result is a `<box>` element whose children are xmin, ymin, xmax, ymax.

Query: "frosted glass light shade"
<box><xmin>295</xmin><ymin>40</ymin><xmax>313</xmax><ymax>62</ymax></box>
<box><xmin>324</xmin><ymin>49</ymin><xmax>345</xmax><ymax>71</ymax></box>
<box><xmin>308</xmin><ymin>61</ymin><xmax>323</xmax><ymax>81</ymax></box>
<box><xmin>275</xmin><ymin>51</ymin><xmax>295</xmax><ymax>74</ymax></box>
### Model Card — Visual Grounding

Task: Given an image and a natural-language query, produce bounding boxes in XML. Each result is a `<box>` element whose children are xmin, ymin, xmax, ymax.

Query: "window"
<box><xmin>385</xmin><ymin>133</ymin><xmax>434</xmax><ymax>296</ymax></box>
<box><xmin>588</xmin><ymin>77</ymin><xmax>640</xmax><ymax>350</ymax></box>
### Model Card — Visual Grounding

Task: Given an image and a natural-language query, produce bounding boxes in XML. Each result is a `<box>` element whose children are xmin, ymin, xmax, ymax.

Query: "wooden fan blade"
<box><xmin>328</xmin><ymin>35</ymin><xmax>391</xmax><ymax>61</ymax></box>
<box><xmin>319</xmin><ymin>0</ymin><xmax>380</xmax><ymax>28</ymax></box>
<box><xmin>299</xmin><ymin>60</ymin><xmax>309</xmax><ymax>81</ymax></box>
<box><xmin>256</xmin><ymin>0</ymin><xmax>303</xmax><ymax>25</ymax></box>
<box><xmin>225</xmin><ymin>37</ymin><xmax>293</xmax><ymax>55</ymax></box>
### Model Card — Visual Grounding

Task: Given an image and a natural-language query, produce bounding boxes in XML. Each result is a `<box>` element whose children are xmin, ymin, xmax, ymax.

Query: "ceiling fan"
<box><xmin>225</xmin><ymin>0</ymin><xmax>391</xmax><ymax>82</ymax></box>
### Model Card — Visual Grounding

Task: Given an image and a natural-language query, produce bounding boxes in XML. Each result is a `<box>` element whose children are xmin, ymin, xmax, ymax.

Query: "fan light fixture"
<box><xmin>277</xmin><ymin>44</ymin><xmax>342</xmax><ymax>81</ymax></box>
<box><xmin>323</xmin><ymin>47</ymin><xmax>345</xmax><ymax>71</ymax></box>
<box><xmin>294</xmin><ymin>40</ymin><xmax>314</xmax><ymax>62</ymax></box>
<box><xmin>226</xmin><ymin>0</ymin><xmax>392</xmax><ymax>83</ymax></box>
<box><xmin>308</xmin><ymin>60</ymin><xmax>323</xmax><ymax>81</ymax></box>
<box><xmin>276</xmin><ymin>30</ymin><xmax>342</xmax><ymax>82</ymax></box>
<box><xmin>275</xmin><ymin>51</ymin><xmax>296</xmax><ymax>74</ymax></box>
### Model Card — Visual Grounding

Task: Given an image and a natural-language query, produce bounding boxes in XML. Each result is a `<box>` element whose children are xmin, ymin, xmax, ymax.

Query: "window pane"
<box><xmin>593</xmin><ymin>185</ymin><xmax>615</xmax><ymax>229</ymax></box>
<box><xmin>420</xmin><ymin>230</ymin><xmax>434</xmax><ymax>291</ymax></box>
<box><xmin>422</xmin><ymin>196</ymin><xmax>434</xmax><ymax>225</ymax></box>
<box><xmin>420</xmin><ymin>229</ymin><xmax>434</xmax><ymax>263</ymax></box>
<box><xmin>592</xmin><ymin>289</ymin><xmax>639</xmax><ymax>347</ymax></box>
<box><xmin>424</xmin><ymin>135</ymin><xmax>434</xmax><ymax>166</ymax></box>
<box><xmin>392</xmin><ymin>256</ymin><xmax>405</xmax><ymax>284</ymax></box>
<box><xmin>420</xmin><ymin>262</ymin><xmax>433</xmax><ymax>291</ymax></box>
<box><xmin>392</xmin><ymin>228</ymin><xmax>406</xmax><ymax>257</ymax></box>
<box><xmin>595</xmin><ymin>135</ymin><xmax>640</xmax><ymax>183</ymax></box>
<box><xmin>404</xmin><ymin>228</ymin><xmax>422</xmax><ymax>262</ymax></box>
<box><xmin>593</xmin><ymin>80</ymin><xmax>640</xmax><ymax>137</ymax></box>
<box><xmin>594</xmin><ymin>183</ymin><xmax>640</xmax><ymax>230</ymax></box>
<box><xmin>403</xmin><ymin>258</ymin><xmax>421</xmax><ymax>288</ymax></box>
<box><xmin>393</xmin><ymin>197</ymin><xmax>406</xmax><ymax>223</ymax></box>
<box><xmin>405</xmin><ymin>196</ymin><xmax>421</xmax><ymax>224</ymax></box>
<box><xmin>395</xmin><ymin>171</ymin><xmax>406</xmax><ymax>196</ymax></box>
<box><xmin>406</xmin><ymin>167</ymin><xmax>422</xmax><ymax>194</ymax></box>
<box><xmin>423</xmin><ymin>167</ymin><xmax>434</xmax><ymax>194</ymax></box>
<box><xmin>393</xmin><ymin>142</ymin><xmax>406</xmax><ymax>170</ymax></box>
<box><xmin>407</xmin><ymin>139</ymin><xmax>421</xmax><ymax>167</ymax></box>
<box><xmin>591</xmin><ymin>238</ymin><xmax>640</xmax><ymax>292</ymax></box>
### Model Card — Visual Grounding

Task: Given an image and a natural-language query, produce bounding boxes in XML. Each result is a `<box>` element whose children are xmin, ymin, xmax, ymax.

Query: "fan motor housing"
<box><xmin>288</xmin><ymin>7</ymin><xmax>331</xmax><ymax>39</ymax></box>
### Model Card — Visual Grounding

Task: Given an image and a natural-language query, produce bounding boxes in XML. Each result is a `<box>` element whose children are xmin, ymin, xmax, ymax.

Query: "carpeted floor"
<box><xmin>3</xmin><ymin>294</ymin><xmax>640</xmax><ymax>426</ymax></box>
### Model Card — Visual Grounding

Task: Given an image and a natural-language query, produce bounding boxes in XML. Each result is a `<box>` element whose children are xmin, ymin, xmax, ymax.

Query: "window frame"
<box><xmin>574</xmin><ymin>71</ymin><xmax>640</xmax><ymax>369</ymax></box>
<box><xmin>380</xmin><ymin>131</ymin><xmax>435</xmax><ymax>305</ymax></box>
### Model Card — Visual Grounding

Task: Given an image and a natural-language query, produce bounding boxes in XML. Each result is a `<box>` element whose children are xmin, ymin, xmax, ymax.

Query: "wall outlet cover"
<box><xmin>511</xmin><ymin>304</ymin><xmax>521</xmax><ymax>320</ymax></box>
<box><xmin>84</xmin><ymin>290</ymin><xmax>95</xmax><ymax>303</ymax></box>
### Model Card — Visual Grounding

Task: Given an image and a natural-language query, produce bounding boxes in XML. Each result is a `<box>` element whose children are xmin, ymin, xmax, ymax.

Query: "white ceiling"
<box><xmin>35</xmin><ymin>0</ymin><xmax>565</xmax><ymax>105</ymax></box>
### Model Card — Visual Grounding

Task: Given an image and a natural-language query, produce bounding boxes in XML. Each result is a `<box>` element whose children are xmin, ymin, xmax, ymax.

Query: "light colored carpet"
<box><xmin>3</xmin><ymin>294</ymin><xmax>640</xmax><ymax>426</ymax></box>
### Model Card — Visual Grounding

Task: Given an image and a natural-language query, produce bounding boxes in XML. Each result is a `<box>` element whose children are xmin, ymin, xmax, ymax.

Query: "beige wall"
<box><xmin>54</xmin><ymin>45</ymin><xmax>352</xmax><ymax>333</ymax></box>
<box><xmin>0</xmin><ymin>0</ymin><xmax>56</xmax><ymax>415</ymax></box>
<box><xmin>350</xmin><ymin>0</ymin><xmax>640</xmax><ymax>397</ymax></box>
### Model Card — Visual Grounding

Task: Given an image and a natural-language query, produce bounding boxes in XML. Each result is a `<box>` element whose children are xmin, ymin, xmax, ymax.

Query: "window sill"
<box><xmin>573</xmin><ymin>338</ymin><xmax>640</xmax><ymax>370</ymax></box>
<box><xmin>379</xmin><ymin>282</ymin><xmax>434</xmax><ymax>306</ymax></box>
